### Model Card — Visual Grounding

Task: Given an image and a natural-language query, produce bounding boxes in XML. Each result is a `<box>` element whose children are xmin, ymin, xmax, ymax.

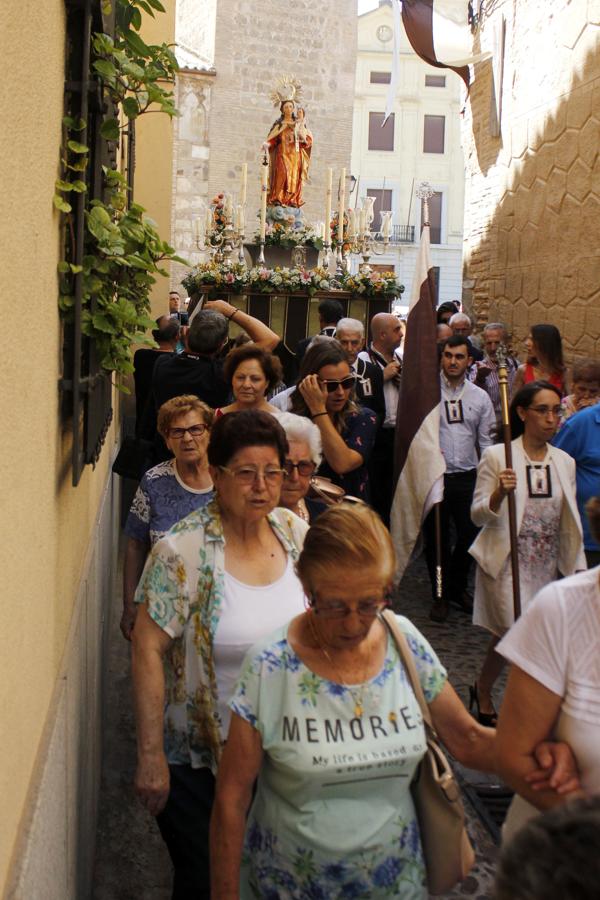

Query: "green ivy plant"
<box><xmin>55</xmin><ymin>0</ymin><xmax>186</xmax><ymax>386</ymax></box>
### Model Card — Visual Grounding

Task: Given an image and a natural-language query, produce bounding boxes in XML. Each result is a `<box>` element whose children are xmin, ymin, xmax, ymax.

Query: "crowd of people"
<box><xmin>122</xmin><ymin>290</ymin><xmax>600</xmax><ymax>899</ymax></box>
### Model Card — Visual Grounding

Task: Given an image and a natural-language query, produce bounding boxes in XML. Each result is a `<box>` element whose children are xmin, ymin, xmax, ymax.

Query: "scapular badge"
<box><xmin>444</xmin><ymin>399</ymin><xmax>464</xmax><ymax>424</ymax></box>
<box><xmin>526</xmin><ymin>465</ymin><xmax>552</xmax><ymax>499</ymax></box>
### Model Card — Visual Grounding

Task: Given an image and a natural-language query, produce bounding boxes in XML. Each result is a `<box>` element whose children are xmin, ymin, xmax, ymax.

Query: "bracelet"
<box><xmin>312</xmin><ymin>411</ymin><xmax>328</xmax><ymax>420</ymax></box>
<box><xmin>228</xmin><ymin>308</ymin><xmax>239</xmax><ymax>322</ymax></box>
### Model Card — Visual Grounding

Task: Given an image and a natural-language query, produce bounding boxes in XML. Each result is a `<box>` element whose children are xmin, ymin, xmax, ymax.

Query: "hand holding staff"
<box><xmin>497</xmin><ymin>344</ymin><xmax>521</xmax><ymax>619</ymax></box>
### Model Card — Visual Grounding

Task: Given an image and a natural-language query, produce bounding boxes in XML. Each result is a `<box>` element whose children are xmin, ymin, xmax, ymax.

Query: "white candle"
<box><xmin>223</xmin><ymin>193</ymin><xmax>233</xmax><ymax>222</ymax></box>
<box><xmin>240</xmin><ymin>163</ymin><xmax>247</xmax><ymax>206</ymax></box>
<box><xmin>205</xmin><ymin>206</ymin><xmax>213</xmax><ymax>233</ymax></box>
<box><xmin>259</xmin><ymin>162</ymin><xmax>268</xmax><ymax>242</ymax></box>
<box><xmin>338</xmin><ymin>168</ymin><xmax>346</xmax><ymax>245</ymax></box>
<box><xmin>324</xmin><ymin>167</ymin><xmax>333</xmax><ymax>245</ymax></box>
<box><xmin>317</xmin><ymin>221</ymin><xmax>325</xmax><ymax>239</ymax></box>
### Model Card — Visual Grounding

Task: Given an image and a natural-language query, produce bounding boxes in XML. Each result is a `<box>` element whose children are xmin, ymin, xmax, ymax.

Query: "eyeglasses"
<box><xmin>284</xmin><ymin>459</ymin><xmax>316</xmax><ymax>477</ymax></box>
<box><xmin>528</xmin><ymin>406</ymin><xmax>562</xmax><ymax>418</ymax></box>
<box><xmin>318</xmin><ymin>375</ymin><xmax>356</xmax><ymax>393</ymax></box>
<box><xmin>168</xmin><ymin>423</ymin><xmax>208</xmax><ymax>439</ymax></box>
<box><xmin>219</xmin><ymin>465</ymin><xmax>285</xmax><ymax>485</ymax></box>
<box><xmin>311</xmin><ymin>596</ymin><xmax>389</xmax><ymax>619</ymax></box>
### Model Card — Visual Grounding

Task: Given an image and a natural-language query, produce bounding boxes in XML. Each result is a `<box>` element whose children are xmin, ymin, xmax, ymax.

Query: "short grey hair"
<box><xmin>449</xmin><ymin>312</ymin><xmax>471</xmax><ymax>327</ymax></box>
<box><xmin>187</xmin><ymin>309</ymin><xmax>229</xmax><ymax>354</ymax></box>
<box><xmin>276</xmin><ymin>412</ymin><xmax>323</xmax><ymax>466</ymax></box>
<box><xmin>336</xmin><ymin>317</ymin><xmax>364</xmax><ymax>336</ymax></box>
<box><xmin>483</xmin><ymin>322</ymin><xmax>507</xmax><ymax>336</ymax></box>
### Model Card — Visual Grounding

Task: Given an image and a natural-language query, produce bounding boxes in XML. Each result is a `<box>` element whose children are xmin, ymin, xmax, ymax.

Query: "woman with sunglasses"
<box><xmin>291</xmin><ymin>340</ymin><xmax>378</xmax><ymax>500</ymax></box>
<box><xmin>131</xmin><ymin>411</ymin><xmax>308</xmax><ymax>898</ymax></box>
<box><xmin>277</xmin><ymin>411</ymin><xmax>327</xmax><ymax>523</ymax></box>
<box><xmin>211</xmin><ymin>504</ymin><xmax>579</xmax><ymax>899</ymax></box>
<box><xmin>121</xmin><ymin>395</ymin><xmax>215</xmax><ymax>640</ymax></box>
<box><xmin>469</xmin><ymin>381</ymin><xmax>586</xmax><ymax>726</ymax></box>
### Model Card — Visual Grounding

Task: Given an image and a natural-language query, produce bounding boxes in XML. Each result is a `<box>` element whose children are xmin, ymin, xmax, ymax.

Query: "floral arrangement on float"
<box><xmin>329</xmin><ymin>211</ymin><xmax>352</xmax><ymax>254</ymax></box>
<box><xmin>182</xmin><ymin>263</ymin><xmax>332</xmax><ymax>297</ymax></box>
<box><xmin>257</xmin><ymin>220</ymin><xmax>324</xmax><ymax>250</ymax></box>
<box><xmin>340</xmin><ymin>270</ymin><xmax>404</xmax><ymax>297</ymax></box>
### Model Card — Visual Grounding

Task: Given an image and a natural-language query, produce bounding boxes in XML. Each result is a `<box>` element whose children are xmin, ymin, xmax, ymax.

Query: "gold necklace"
<box><xmin>294</xmin><ymin>499</ymin><xmax>310</xmax><ymax>522</ymax></box>
<box><xmin>307</xmin><ymin>613</ymin><xmax>369</xmax><ymax>718</ymax></box>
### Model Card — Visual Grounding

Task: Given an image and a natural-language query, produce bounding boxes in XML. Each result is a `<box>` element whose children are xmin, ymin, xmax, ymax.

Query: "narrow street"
<box><xmin>93</xmin><ymin>549</ymin><xmax>504</xmax><ymax>899</ymax></box>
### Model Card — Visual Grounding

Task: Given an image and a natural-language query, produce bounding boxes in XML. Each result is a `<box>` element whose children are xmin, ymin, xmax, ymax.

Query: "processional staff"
<box><xmin>497</xmin><ymin>344</ymin><xmax>521</xmax><ymax>619</ymax></box>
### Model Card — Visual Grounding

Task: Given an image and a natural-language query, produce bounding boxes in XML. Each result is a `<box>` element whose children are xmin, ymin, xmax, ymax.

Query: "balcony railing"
<box><xmin>373</xmin><ymin>225</ymin><xmax>415</xmax><ymax>244</ymax></box>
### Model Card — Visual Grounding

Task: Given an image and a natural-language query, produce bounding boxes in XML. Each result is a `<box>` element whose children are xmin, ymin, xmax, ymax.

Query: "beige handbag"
<box><xmin>382</xmin><ymin>610</ymin><xmax>475</xmax><ymax>895</ymax></box>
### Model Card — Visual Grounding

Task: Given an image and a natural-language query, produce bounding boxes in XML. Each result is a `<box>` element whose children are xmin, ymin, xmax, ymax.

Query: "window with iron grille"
<box><xmin>368</xmin><ymin>112</ymin><xmax>395</xmax><ymax>151</ymax></box>
<box><xmin>423</xmin><ymin>115</ymin><xmax>445</xmax><ymax>153</ymax></box>
<box><xmin>60</xmin><ymin>0</ymin><xmax>117</xmax><ymax>485</ymax></box>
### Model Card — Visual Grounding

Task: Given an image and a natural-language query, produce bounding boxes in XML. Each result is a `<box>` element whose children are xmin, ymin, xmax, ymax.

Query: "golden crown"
<box><xmin>269</xmin><ymin>75</ymin><xmax>303</xmax><ymax>107</ymax></box>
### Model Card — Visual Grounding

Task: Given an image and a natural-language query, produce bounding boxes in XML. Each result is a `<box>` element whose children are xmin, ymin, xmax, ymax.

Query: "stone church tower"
<box><xmin>170</xmin><ymin>0</ymin><xmax>357</xmax><ymax>286</ymax></box>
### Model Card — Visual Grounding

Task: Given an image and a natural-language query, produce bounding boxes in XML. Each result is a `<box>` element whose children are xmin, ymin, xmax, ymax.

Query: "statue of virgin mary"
<box><xmin>265</xmin><ymin>77</ymin><xmax>312</xmax><ymax>211</ymax></box>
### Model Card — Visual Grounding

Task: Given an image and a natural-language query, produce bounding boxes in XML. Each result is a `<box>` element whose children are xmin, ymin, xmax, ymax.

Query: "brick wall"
<box><xmin>461</xmin><ymin>0</ymin><xmax>600</xmax><ymax>360</ymax></box>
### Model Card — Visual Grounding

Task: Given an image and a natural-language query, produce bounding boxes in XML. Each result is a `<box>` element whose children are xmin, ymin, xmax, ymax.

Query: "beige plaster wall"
<box><xmin>0</xmin><ymin>2</ymin><xmax>118</xmax><ymax>891</ymax></box>
<box><xmin>134</xmin><ymin>0</ymin><xmax>177</xmax><ymax>320</ymax></box>
<box><xmin>461</xmin><ymin>0</ymin><xmax>600</xmax><ymax>358</ymax></box>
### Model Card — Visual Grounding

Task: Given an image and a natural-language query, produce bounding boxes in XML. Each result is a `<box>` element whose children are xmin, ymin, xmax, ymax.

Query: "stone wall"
<box><xmin>175</xmin><ymin>0</ymin><xmax>217</xmax><ymax>68</ymax></box>
<box><xmin>171</xmin><ymin>70</ymin><xmax>215</xmax><ymax>292</ymax></box>
<box><xmin>206</xmin><ymin>0</ymin><xmax>358</xmax><ymax>236</ymax></box>
<box><xmin>461</xmin><ymin>0</ymin><xmax>600</xmax><ymax>360</ymax></box>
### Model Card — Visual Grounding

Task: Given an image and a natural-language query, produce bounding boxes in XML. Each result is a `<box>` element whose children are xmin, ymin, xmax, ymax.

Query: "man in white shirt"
<box><xmin>358</xmin><ymin>313</ymin><xmax>403</xmax><ymax>524</ymax></box>
<box><xmin>424</xmin><ymin>335</ymin><xmax>496</xmax><ymax>622</ymax></box>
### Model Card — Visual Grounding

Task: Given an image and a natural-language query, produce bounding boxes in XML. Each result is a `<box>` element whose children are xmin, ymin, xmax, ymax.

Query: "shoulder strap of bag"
<box><xmin>381</xmin><ymin>609</ymin><xmax>435</xmax><ymax>733</ymax></box>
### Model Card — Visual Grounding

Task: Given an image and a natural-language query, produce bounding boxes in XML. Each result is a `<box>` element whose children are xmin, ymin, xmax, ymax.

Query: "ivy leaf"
<box><xmin>101</xmin><ymin>0</ymin><xmax>112</xmax><ymax>15</ymax></box>
<box><xmin>55</xmin><ymin>179</ymin><xmax>74</xmax><ymax>192</ymax></box>
<box><xmin>122</xmin><ymin>96</ymin><xmax>140</xmax><ymax>119</ymax></box>
<box><xmin>53</xmin><ymin>195</ymin><xmax>72</xmax><ymax>213</ymax></box>
<box><xmin>70</xmin><ymin>180</ymin><xmax>87</xmax><ymax>193</ymax></box>
<box><xmin>70</xmin><ymin>264</ymin><xmax>83</xmax><ymax>274</ymax></box>
<box><xmin>93</xmin><ymin>59</ymin><xmax>117</xmax><ymax>79</ymax></box>
<box><xmin>63</xmin><ymin>116</ymin><xmax>86</xmax><ymax>131</ymax></box>
<box><xmin>58</xmin><ymin>261</ymin><xmax>71</xmax><ymax>274</ymax></box>
<box><xmin>66</xmin><ymin>158</ymin><xmax>88</xmax><ymax>172</ymax></box>
<box><xmin>67</xmin><ymin>140</ymin><xmax>89</xmax><ymax>154</ymax></box>
<box><xmin>92</xmin><ymin>313</ymin><xmax>118</xmax><ymax>334</ymax></box>
<box><xmin>59</xmin><ymin>294</ymin><xmax>75</xmax><ymax>311</ymax></box>
<box><xmin>124</xmin><ymin>29</ymin><xmax>151</xmax><ymax>57</ymax></box>
<box><xmin>100</xmin><ymin>118</ymin><xmax>121</xmax><ymax>140</ymax></box>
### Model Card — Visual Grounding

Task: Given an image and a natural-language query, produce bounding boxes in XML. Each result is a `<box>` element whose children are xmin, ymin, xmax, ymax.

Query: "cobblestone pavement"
<box><xmin>93</xmin><ymin>552</ymin><xmax>506</xmax><ymax>899</ymax></box>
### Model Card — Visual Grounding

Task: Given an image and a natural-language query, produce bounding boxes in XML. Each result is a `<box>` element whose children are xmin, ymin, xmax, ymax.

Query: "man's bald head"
<box><xmin>370</xmin><ymin>313</ymin><xmax>403</xmax><ymax>355</ymax></box>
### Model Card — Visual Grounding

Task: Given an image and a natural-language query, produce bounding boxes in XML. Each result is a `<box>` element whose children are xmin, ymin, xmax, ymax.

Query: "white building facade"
<box><xmin>352</xmin><ymin>2</ymin><xmax>466</xmax><ymax>306</ymax></box>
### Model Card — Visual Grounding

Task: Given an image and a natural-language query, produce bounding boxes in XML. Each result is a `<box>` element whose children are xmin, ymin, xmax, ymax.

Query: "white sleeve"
<box><xmin>497</xmin><ymin>582</ymin><xmax>568</xmax><ymax>698</ymax></box>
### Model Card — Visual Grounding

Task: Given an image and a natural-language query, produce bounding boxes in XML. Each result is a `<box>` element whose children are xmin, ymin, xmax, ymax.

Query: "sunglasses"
<box><xmin>318</xmin><ymin>375</ymin><xmax>356</xmax><ymax>393</ymax></box>
<box><xmin>284</xmin><ymin>459</ymin><xmax>316</xmax><ymax>477</ymax></box>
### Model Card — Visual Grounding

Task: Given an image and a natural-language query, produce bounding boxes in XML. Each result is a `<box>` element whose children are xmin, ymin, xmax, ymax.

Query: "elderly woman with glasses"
<box><xmin>131</xmin><ymin>411</ymin><xmax>308</xmax><ymax>898</ymax></box>
<box><xmin>276</xmin><ymin>411</ymin><xmax>327</xmax><ymax>523</ymax></box>
<box><xmin>469</xmin><ymin>381</ymin><xmax>586</xmax><ymax>727</ymax></box>
<box><xmin>121</xmin><ymin>395</ymin><xmax>215</xmax><ymax>640</ymax></box>
<box><xmin>210</xmin><ymin>504</ymin><xmax>579</xmax><ymax>900</ymax></box>
<box><xmin>291</xmin><ymin>340</ymin><xmax>377</xmax><ymax>500</ymax></box>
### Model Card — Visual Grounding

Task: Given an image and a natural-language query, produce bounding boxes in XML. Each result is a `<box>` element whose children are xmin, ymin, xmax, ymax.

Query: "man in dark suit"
<box><xmin>335</xmin><ymin>317</ymin><xmax>385</xmax><ymax>419</ymax></box>
<box><xmin>296</xmin><ymin>298</ymin><xmax>344</xmax><ymax>365</ymax></box>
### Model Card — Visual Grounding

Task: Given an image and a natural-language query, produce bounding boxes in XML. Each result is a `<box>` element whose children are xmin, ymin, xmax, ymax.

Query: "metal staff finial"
<box><xmin>416</xmin><ymin>181</ymin><xmax>435</xmax><ymax>225</ymax></box>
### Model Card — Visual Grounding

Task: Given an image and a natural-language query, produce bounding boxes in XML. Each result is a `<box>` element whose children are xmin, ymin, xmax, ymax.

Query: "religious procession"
<box><xmin>3</xmin><ymin>1</ymin><xmax>600</xmax><ymax>900</ymax></box>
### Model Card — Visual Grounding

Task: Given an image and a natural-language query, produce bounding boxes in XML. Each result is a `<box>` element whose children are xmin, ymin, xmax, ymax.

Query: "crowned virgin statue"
<box><xmin>265</xmin><ymin>77</ymin><xmax>312</xmax><ymax>215</ymax></box>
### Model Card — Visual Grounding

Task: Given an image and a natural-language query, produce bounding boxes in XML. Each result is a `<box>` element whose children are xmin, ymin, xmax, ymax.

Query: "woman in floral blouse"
<box><xmin>210</xmin><ymin>505</ymin><xmax>577</xmax><ymax>899</ymax></box>
<box><xmin>131</xmin><ymin>411</ymin><xmax>308</xmax><ymax>898</ymax></box>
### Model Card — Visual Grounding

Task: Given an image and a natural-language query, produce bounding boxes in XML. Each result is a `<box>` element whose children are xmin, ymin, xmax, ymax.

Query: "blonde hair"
<box><xmin>157</xmin><ymin>395</ymin><xmax>214</xmax><ymax>439</ymax></box>
<box><xmin>296</xmin><ymin>503</ymin><xmax>395</xmax><ymax>592</ymax></box>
